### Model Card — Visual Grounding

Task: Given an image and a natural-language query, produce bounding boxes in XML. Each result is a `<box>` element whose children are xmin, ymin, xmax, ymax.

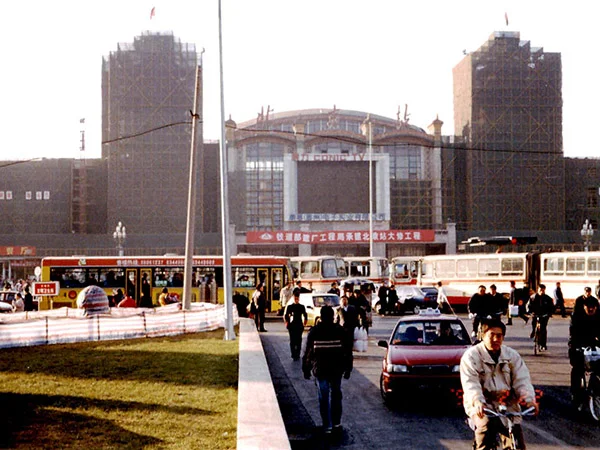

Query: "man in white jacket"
<box><xmin>460</xmin><ymin>318</ymin><xmax>538</xmax><ymax>450</ymax></box>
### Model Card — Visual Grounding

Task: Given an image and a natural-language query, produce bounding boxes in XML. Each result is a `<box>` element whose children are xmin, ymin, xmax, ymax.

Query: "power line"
<box><xmin>101</xmin><ymin>120</ymin><xmax>194</xmax><ymax>145</ymax></box>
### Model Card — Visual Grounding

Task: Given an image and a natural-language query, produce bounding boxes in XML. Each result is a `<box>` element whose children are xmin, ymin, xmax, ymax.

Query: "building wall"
<box><xmin>102</xmin><ymin>32</ymin><xmax>200</xmax><ymax>235</ymax></box>
<box><xmin>0</xmin><ymin>159</ymin><xmax>74</xmax><ymax>234</ymax></box>
<box><xmin>453</xmin><ymin>31</ymin><xmax>565</xmax><ymax>231</ymax></box>
<box><xmin>565</xmin><ymin>158</ymin><xmax>600</xmax><ymax>231</ymax></box>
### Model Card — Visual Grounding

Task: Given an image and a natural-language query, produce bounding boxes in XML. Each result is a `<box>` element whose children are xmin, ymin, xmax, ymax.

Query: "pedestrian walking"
<box><xmin>252</xmin><ymin>283</ymin><xmax>267</xmax><ymax>332</ymax></box>
<box><xmin>553</xmin><ymin>281</ymin><xmax>567</xmax><ymax>318</ymax></box>
<box><xmin>284</xmin><ymin>288</ymin><xmax>308</xmax><ymax>360</ymax></box>
<box><xmin>302</xmin><ymin>305</ymin><xmax>353</xmax><ymax>437</ymax></box>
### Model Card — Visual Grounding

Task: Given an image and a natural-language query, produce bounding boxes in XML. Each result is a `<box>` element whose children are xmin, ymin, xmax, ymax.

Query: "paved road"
<box><xmin>261</xmin><ymin>313</ymin><xmax>600</xmax><ymax>449</ymax></box>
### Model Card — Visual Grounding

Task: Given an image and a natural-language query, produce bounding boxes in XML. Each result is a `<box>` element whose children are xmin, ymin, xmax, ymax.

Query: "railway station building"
<box><xmin>0</xmin><ymin>30</ymin><xmax>599</xmax><ymax>278</ymax></box>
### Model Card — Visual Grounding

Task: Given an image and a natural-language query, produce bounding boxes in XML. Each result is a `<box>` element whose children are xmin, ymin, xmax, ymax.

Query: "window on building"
<box><xmin>245</xmin><ymin>142</ymin><xmax>285</xmax><ymax>230</ymax></box>
<box><xmin>587</xmin><ymin>187</ymin><xmax>598</xmax><ymax>208</ymax></box>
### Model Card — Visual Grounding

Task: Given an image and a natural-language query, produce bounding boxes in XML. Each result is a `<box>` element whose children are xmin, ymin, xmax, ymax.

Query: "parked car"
<box><xmin>377</xmin><ymin>309</ymin><xmax>472</xmax><ymax>405</ymax></box>
<box><xmin>0</xmin><ymin>291</ymin><xmax>18</xmax><ymax>313</ymax></box>
<box><xmin>384</xmin><ymin>286</ymin><xmax>437</xmax><ymax>315</ymax></box>
<box><xmin>298</xmin><ymin>292</ymin><xmax>340</xmax><ymax>327</ymax></box>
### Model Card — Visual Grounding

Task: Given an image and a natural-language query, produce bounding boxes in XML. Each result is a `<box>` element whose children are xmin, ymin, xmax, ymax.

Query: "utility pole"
<box><xmin>182</xmin><ymin>62</ymin><xmax>204</xmax><ymax>311</ymax></box>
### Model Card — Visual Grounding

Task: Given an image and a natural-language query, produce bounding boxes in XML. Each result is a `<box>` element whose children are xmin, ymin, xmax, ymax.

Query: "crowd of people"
<box><xmin>0</xmin><ymin>278</ymin><xmax>36</xmax><ymax>312</ymax></box>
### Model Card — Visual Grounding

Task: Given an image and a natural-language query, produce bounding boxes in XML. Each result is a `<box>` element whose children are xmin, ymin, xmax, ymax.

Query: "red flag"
<box><xmin>150</xmin><ymin>7</ymin><xmax>156</xmax><ymax>19</ymax></box>
<box><xmin>505</xmin><ymin>12</ymin><xmax>509</xmax><ymax>26</ymax></box>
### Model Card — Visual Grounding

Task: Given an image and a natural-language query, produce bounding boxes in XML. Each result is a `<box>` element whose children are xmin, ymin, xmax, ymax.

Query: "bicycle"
<box><xmin>469</xmin><ymin>312</ymin><xmax>504</xmax><ymax>342</ymax></box>
<box><xmin>469</xmin><ymin>404</ymin><xmax>536</xmax><ymax>450</ymax></box>
<box><xmin>531</xmin><ymin>314</ymin><xmax>550</xmax><ymax>356</ymax></box>
<box><xmin>573</xmin><ymin>346</ymin><xmax>600</xmax><ymax>421</ymax></box>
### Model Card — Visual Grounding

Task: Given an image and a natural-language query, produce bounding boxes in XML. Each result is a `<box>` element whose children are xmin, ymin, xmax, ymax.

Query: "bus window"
<box><xmin>394</xmin><ymin>263</ymin><xmax>410</xmax><ymax>279</ymax></box>
<box><xmin>51</xmin><ymin>268</ymin><xmax>86</xmax><ymax>288</ymax></box>
<box><xmin>233</xmin><ymin>267</ymin><xmax>255</xmax><ymax>288</ymax></box>
<box><xmin>501</xmin><ymin>258</ymin><xmax>524</xmax><ymax>276</ymax></box>
<box><xmin>300</xmin><ymin>261</ymin><xmax>318</xmax><ymax>276</ymax></box>
<box><xmin>435</xmin><ymin>260</ymin><xmax>455</xmax><ymax>278</ymax></box>
<box><xmin>457</xmin><ymin>259</ymin><xmax>477</xmax><ymax>278</ymax></box>
<box><xmin>566</xmin><ymin>257</ymin><xmax>585</xmax><ymax>274</ymax></box>
<box><xmin>421</xmin><ymin>262</ymin><xmax>433</xmax><ymax>279</ymax></box>
<box><xmin>543</xmin><ymin>257</ymin><xmax>564</xmax><ymax>275</ymax></box>
<box><xmin>272</xmin><ymin>269</ymin><xmax>282</xmax><ymax>301</ymax></box>
<box><xmin>378</xmin><ymin>259</ymin><xmax>390</xmax><ymax>277</ymax></box>
<box><xmin>336</xmin><ymin>260</ymin><xmax>347</xmax><ymax>277</ymax></box>
<box><xmin>589</xmin><ymin>257</ymin><xmax>600</xmax><ymax>276</ymax></box>
<box><xmin>99</xmin><ymin>268</ymin><xmax>125</xmax><ymax>288</ymax></box>
<box><xmin>322</xmin><ymin>259</ymin><xmax>339</xmax><ymax>278</ymax></box>
<box><xmin>479</xmin><ymin>258</ymin><xmax>500</xmax><ymax>277</ymax></box>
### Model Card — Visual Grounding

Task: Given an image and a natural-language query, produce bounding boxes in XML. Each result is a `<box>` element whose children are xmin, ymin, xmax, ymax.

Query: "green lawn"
<box><xmin>0</xmin><ymin>329</ymin><xmax>238</xmax><ymax>449</ymax></box>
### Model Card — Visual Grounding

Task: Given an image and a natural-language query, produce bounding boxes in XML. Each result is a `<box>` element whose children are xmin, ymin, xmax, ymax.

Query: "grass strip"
<box><xmin>0</xmin><ymin>329</ymin><xmax>238</xmax><ymax>449</ymax></box>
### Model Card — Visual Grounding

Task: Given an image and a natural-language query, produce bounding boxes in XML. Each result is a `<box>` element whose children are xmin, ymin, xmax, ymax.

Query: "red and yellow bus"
<box><xmin>39</xmin><ymin>255</ymin><xmax>293</xmax><ymax>312</ymax></box>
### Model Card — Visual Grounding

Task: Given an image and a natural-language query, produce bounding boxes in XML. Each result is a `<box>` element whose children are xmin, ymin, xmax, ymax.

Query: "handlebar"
<box><xmin>483</xmin><ymin>406</ymin><xmax>536</xmax><ymax>418</ymax></box>
<box><xmin>469</xmin><ymin>312</ymin><xmax>504</xmax><ymax>319</ymax></box>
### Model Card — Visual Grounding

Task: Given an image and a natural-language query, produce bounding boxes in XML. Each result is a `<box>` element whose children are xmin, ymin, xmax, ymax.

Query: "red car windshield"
<box><xmin>391</xmin><ymin>321</ymin><xmax>470</xmax><ymax>346</ymax></box>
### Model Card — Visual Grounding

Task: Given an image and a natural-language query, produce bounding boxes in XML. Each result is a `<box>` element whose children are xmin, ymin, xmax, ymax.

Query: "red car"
<box><xmin>378</xmin><ymin>309</ymin><xmax>472</xmax><ymax>405</ymax></box>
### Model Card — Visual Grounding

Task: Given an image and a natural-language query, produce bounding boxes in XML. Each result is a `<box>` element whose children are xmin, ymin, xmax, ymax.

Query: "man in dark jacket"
<box><xmin>553</xmin><ymin>282</ymin><xmax>567</xmax><ymax>318</ymax></box>
<box><xmin>335</xmin><ymin>295</ymin><xmax>360</xmax><ymax>344</ymax></box>
<box><xmin>303</xmin><ymin>305</ymin><xmax>353</xmax><ymax>436</ymax></box>
<box><xmin>568</xmin><ymin>295</ymin><xmax>600</xmax><ymax>405</ymax></box>
<box><xmin>23</xmin><ymin>286</ymin><xmax>34</xmax><ymax>311</ymax></box>
<box><xmin>468</xmin><ymin>285</ymin><xmax>489</xmax><ymax>338</ymax></box>
<box><xmin>527</xmin><ymin>284</ymin><xmax>554</xmax><ymax>350</ymax></box>
<box><xmin>284</xmin><ymin>288</ymin><xmax>308</xmax><ymax>360</ymax></box>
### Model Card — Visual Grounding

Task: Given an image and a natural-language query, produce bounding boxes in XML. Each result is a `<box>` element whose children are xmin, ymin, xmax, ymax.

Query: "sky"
<box><xmin>1</xmin><ymin>0</ymin><xmax>598</xmax><ymax>160</ymax></box>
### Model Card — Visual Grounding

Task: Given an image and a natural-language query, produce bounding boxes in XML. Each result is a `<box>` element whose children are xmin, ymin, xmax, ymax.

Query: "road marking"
<box><xmin>522</xmin><ymin>421</ymin><xmax>577</xmax><ymax>449</ymax></box>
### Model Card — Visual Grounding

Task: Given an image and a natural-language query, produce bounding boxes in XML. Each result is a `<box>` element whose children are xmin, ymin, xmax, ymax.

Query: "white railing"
<box><xmin>0</xmin><ymin>303</ymin><xmax>239</xmax><ymax>349</ymax></box>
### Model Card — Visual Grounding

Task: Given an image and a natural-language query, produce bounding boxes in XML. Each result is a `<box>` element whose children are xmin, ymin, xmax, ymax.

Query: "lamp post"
<box><xmin>581</xmin><ymin>219</ymin><xmax>594</xmax><ymax>252</ymax></box>
<box><xmin>113</xmin><ymin>221</ymin><xmax>126</xmax><ymax>257</ymax></box>
<box><xmin>361</xmin><ymin>115</ymin><xmax>374</xmax><ymax>257</ymax></box>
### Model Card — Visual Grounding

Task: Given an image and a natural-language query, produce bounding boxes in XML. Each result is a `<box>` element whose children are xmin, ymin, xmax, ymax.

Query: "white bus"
<box><xmin>290</xmin><ymin>256</ymin><xmax>347</xmax><ymax>292</ymax></box>
<box><xmin>540</xmin><ymin>251</ymin><xmax>600</xmax><ymax>307</ymax></box>
<box><xmin>343</xmin><ymin>257</ymin><xmax>390</xmax><ymax>285</ymax></box>
<box><xmin>417</xmin><ymin>252</ymin><xmax>538</xmax><ymax>308</ymax></box>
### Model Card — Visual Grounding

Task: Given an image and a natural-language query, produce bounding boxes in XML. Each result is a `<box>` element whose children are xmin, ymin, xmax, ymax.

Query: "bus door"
<box><xmin>271</xmin><ymin>268</ymin><xmax>283</xmax><ymax>313</ymax></box>
<box><xmin>126</xmin><ymin>269</ymin><xmax>137</xmax><ymax>301</ymax></box>
<box><xmin>257</xmin><ymin>268</ymin><xmax>270</xmax><ymax>311</ymax></box>
<box><xmin>140</xmin><ymin>268</ymin><xmax>152</xmax><ymax>305</ymax></box>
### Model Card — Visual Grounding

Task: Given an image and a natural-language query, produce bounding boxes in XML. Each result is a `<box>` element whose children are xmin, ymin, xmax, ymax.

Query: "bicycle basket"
<box><xmin>584</xmin><ymin>348</ymin><xmax>600</xmax><ymax>371</ymax></box>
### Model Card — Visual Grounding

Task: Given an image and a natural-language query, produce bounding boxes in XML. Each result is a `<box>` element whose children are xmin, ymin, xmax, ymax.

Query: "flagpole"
<box><xmin>218</xmin><ymin>0</ymin><xmax>235</xmax><ymax>341</ymax></box>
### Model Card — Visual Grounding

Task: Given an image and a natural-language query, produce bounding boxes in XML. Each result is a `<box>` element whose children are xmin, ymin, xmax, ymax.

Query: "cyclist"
<box><xmin>573</xmin><ymin>286</ymin><xmax>597</xmax><ymax>318</ymax></box>
<box><xmin>568</xmin><ymin>295</ymin><xmax>600</xmax><ymax>407</ymax></box>
<box><xmin>460</xmin><ymin>318</ymin><xmax>539</xmax><ymax>450</ymax></box>
<box><xmin>527</xmin><ymin>284</ymin><xmax>554</xmax><ymax>351</ymax></box>
<box><xmin>468</xmin><ymin>285</ymin><xmax>489</xmax><ymax>338</ymax></box>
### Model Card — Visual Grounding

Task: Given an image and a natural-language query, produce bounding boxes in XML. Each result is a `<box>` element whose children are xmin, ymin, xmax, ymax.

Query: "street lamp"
<box><xmin>581</xmin><ymin>219</ymin><xmax>594</xmax><ymax>252</ymax></box>
<box><xmin>361</xmin><ymin>115</ymin><xmax>374</xmax><ymax>257</ymax></box>
<box><xmin>113</xmin><ymin>221</ymin><xmax>126</xmax><ymax>257</ymax></box>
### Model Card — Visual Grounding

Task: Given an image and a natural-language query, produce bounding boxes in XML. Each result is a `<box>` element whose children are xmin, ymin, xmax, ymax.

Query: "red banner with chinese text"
<box><xmin>246</xmin><ymin>230</ymin><xmax>435</xmax><ymax>244</ymax></box>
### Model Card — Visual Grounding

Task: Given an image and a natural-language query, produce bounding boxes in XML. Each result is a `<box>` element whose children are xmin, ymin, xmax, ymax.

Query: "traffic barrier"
<box><xmin>0</xmin><ymin>303</ymin><xmax>238</xmax><ymax>349</ymax></box>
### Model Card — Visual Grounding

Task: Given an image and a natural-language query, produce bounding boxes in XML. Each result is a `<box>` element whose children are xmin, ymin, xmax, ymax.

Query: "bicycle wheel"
<box><xmin>589</xmin><ymin>375</ymin><xmax>600</xmax><ymax>422</ymax></box>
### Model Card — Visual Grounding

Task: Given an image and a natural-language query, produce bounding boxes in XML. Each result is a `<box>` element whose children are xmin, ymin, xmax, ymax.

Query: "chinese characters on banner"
<box><xmin>246</xmin><ymin>230</ymin><xmax>435</xmax><ymax>244</ymax></box>
<box><xmin>0</xmin><ymin>246</ymin><xmax>36</xmax><ymax>256</ymax></box>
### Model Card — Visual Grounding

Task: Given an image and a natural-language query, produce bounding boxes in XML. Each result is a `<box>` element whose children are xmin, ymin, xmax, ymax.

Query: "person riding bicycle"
<box><xmin>568</xmin><ymin>295</ymin><xmax>600</xmax><ymax>407</ymax></box>
<box><xmin>460</xmin><ymin>318</ymin><xmax>539</xmax><ymax>450</ymax></box>
<box><xmin>526</xmin><ymin>284</ymin><xmax>554</xmax><ymax>351</ymax></box>
<box><xmin>468</xmin><ymin>285</ymin><xmax>505</xmax><ymax>339</ymax></box>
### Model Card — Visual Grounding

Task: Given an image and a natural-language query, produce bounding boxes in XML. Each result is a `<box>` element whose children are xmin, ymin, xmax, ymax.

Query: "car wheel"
<box><xmin>314</xmin><ymin>317</ymin><xmax>320</xmax><ymax>326</ymax></box>
<box><xmin>374</xmin><ymin>302</ymin><xmax>382</xmax><ymax>315</ymax></box>
<box><xmin>412</xmin><ymin>305</ymin><xmax>421</xmax><ymax>315</ymax></box>
<box><xmin>380</xmin><ymin>373</ymin><xmax>391</xmax><ymax>403</ymax></box>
